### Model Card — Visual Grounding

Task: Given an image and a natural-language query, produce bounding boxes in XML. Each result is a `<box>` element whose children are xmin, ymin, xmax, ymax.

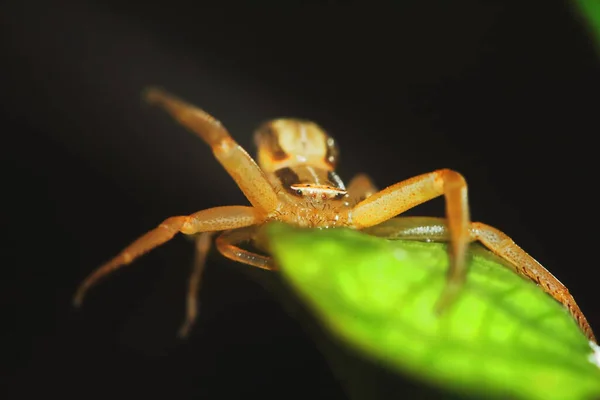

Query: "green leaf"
<box><xmin>575</xmin><ymin>0</ymin><xmax>600</xmax><ymax>49</ymax></box>
<box><xmin>266</xmin><ymin>222</ymin><xmax>600</xmax><ymax>400</ymax></box>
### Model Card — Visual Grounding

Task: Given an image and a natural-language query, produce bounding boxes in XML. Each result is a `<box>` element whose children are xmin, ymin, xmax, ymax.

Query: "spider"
<box><xmin>73</xmin><ymin>88</ymin><xmax>595</xmax><ymax>342</ymax></box>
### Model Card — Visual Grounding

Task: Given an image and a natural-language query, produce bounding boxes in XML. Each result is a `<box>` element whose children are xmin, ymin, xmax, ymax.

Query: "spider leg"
<box><xmin>346</xmin><ymin>173</ymin><xmax>378</xmax><ymax>205</ymax></box>
<box><xmin>364</xmin><ymin>216</ymin><xmax>596</xmax><ymax>342</ymax></box>
<box><xmin>178</xmin><ymin>231</ymin><xmax>215</xmax><ymax>338</ymax></box>
<box><xmin>145</xmin><ymin>87</ymin><xmax>279</xmax><ymax>214</ymax></box>
<box><xmin>74</xmin><ymin>206</ymin><xmax>261</xmax><ymax>307</ymax></box>
<box><xmin>215</xmin><ymin>226</ymin><xmax>276</xmax><ymax>270</ymax></box>
<box><xmin>362</xmin><ymin>216</ymin><xmax>452</xmax><ymax>241</ymax></box>
<box><xmin>175</xmin><ymin>227</ymin><xmax>275</xmax><ymax>337</ymax></box>
<box><xmin>351</xmin><ymin>169</ymin><xmax>470</xmax><ymax>312</ymax></box>
<box><xmin>471</xmin><ymin>222</ymin><xmax>596</xmax><ymax>342</ymax></box>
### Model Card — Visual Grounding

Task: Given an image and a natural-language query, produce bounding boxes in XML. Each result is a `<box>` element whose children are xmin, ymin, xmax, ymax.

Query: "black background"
<box><xmin>2</xmin><ymin>1</ymin><xmax>600</xmax><ymax>399</ymax></box>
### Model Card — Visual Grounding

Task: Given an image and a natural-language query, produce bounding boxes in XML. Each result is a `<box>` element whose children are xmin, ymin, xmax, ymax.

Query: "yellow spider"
<box><xmin>73</xmin><ymin>88</ymin><xmax>595</xmax><ymax>342</ymax></box>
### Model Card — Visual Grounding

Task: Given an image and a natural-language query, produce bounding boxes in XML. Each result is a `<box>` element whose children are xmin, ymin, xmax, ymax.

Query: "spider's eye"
<box><xmin>296</xmin><ymin>189</ymin><xmax>303</xmax><ymax>195</ymax></box>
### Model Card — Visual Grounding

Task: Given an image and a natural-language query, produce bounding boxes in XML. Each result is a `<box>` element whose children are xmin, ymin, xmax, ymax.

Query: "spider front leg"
<box><xmin>144</xmin><ymin>87</ymin><xmax>279</xmax><ymax>214</ymax></box>
<box><xmin>363</xmin><ymin>217</ymin><xmax>596</xmax><ymax>342</ymax></box>
<box><xmin>73</xmin><ymin>206</ymin><xmax>261</xmax><ymax>307</ymax></box>
<box><xmin>351</xmin><ymin>169</ymin><xmax>470</xmax><ymax>311</ymax></box>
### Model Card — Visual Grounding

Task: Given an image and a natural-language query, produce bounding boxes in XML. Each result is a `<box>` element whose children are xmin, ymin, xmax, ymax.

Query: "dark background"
<box><xmin>2</xmin><ymin>1</ymin><xmax>600</xmax><ymax>399</ymax></box>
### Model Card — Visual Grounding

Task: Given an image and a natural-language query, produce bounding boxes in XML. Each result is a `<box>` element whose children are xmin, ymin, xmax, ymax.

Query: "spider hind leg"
<box><xmin>364</xmin><ymin>216</ymin><xmax>596</xmax><ymax>342</ymax></box>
